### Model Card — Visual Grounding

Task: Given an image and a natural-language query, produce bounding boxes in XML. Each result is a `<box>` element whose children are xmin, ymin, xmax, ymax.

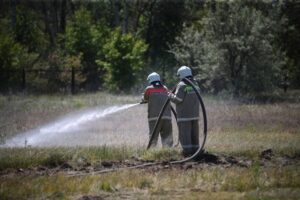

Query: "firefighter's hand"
<box><xmin>168</xmin><ymin>92</ymin><xmax>173</xmax><ymax>99</ymax></box>
<box><xmin>140</xmin><ymin>99</ymin><xmax>147</xmax><ymax>104</ymax></box>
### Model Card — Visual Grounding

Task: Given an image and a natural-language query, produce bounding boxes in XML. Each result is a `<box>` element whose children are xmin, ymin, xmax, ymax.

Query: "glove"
<box><xmin>140</xmin><ymin>98</ymin><xmax>147</xmax><ymax>104</ymax></box>
<box><xmin>168</xmin><ymin>92</ymin><xmax>173</xmax><ymax>99</ymax></box>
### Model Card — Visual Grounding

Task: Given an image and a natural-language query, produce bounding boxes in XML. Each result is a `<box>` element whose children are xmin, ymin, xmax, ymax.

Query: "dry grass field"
<box><xmin>0</xmin><ymin>93</ymin><xmax>140</xmax><ymax>142</ymax></box>
<box><xmin>0</xmin><ymin>91</ymin><xmax>299</xmax><ymax>199</ymax></box>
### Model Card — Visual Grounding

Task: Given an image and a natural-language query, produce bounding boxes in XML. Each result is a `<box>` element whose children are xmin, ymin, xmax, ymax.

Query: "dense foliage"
<box><xmin>0</xmin><ymin>0</ymin><xmax>299</xmax><ymax>95</ymax></box>
<box><xmin>170</xmin><ymin>2</ymin><xmax>286</xmax><ymax>95</ymax></box>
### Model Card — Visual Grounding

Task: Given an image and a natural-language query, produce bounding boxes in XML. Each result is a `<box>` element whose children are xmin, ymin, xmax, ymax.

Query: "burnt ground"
<box><xmin>1</xmin><ymin>149</ymin><xmax>299</xmax><ymax>178</ymax></box>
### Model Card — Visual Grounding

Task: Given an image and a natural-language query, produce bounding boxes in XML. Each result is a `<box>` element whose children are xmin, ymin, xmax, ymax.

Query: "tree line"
<box><xmin>0</xmin><ymin>0</ymin><xmax>299</xmax><ymax>96</ymax></box>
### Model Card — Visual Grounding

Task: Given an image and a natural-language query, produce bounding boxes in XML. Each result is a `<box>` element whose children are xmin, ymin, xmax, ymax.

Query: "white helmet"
<box><xmin>147</xmin><ymin>72</ymin><xmax>160</xmax><ymax>84</ymax></box>
<box><xmin>177</xmin><ymin>66</ymin><xmax>192</xmax><ymax>79</ymax></box>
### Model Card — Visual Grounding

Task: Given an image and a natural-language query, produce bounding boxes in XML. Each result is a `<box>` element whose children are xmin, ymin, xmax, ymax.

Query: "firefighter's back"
<box><xmin>145</xmin><ymin>83</ymin><xmax>171</xmax><ymax>122</ymax></box>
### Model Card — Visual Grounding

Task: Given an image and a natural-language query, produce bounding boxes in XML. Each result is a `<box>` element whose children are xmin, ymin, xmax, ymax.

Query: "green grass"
<box><xmin>206</xmin><ymin>129</ymin><xmax>300</xmax><ymax>158</ymax></box>
<box><xmin>0</xmin><ymin>146</ymin><xmax>146</xmax><ymax>171</ymax></box>
<box><xmin>140</xmin><ymin>148</ymin><xmax>182</xmax><ymax>161</ymax></box>
<box><xmin>0</xmin><ymin>146</ymin><xmax>188</xmax><ymax>171</ymax></box>
<box><xmin>1</xmin><ymin>165</ymin><xmax>299</xmax><ymax>199</ymax></box>
<box><xmin>0</xmin><ymin>141</ymin><xmax>299</xmax><ymax>199</ymax></box>
<box><xmin>0</xmin><ymin>91</ymin><xmax>300</xmax><ymax>199</ymax></box>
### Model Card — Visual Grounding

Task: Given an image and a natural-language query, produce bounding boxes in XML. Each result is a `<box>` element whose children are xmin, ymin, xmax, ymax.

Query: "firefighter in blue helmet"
<box><xmin>142</xmin><ymin>72</ymin><xmax>173</xmax><ymax>147</ymax></box>
<box><xmin>169</xmin><ymin>66</ymin><xmax>200</xmax><ymax>156</ymax></box>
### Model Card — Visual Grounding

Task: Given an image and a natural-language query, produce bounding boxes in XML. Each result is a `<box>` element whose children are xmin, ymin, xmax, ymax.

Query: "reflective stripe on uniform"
<box><xmin>148</xmin><ymin>117</ymin><xmax>158</xmax><ymax>121</ymax></box>
<box><xmin>177</xmin><ymin>117</ymin><xmax>199</xmax><ymax>122</ymax></box>
<box><xmin>145</xmin><ymin>87</ymin><xmax>168</xmax><ymax>96</ymax></box>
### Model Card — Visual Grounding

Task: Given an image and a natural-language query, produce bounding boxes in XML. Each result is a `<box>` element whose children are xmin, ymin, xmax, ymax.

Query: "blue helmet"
<box><xmin>177</xmin><ymin>66</ymin><xmax>192</xmax><ymax>79</ymax></box>
<box><xmin>147</xmin><ymin>72</ymin><xmax>160</xmax><ymax>84</ymax></box>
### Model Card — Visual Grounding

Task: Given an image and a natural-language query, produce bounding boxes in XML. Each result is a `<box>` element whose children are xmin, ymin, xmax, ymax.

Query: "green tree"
<box><xmin>97</xmin><ymin>28</ymin><xmax>148</xmax><ymax>91</ymax></box>
<box><xmin>169</xmin><ymin>24</ymin><xmax>222</xmax><ymax>93</ymax></box>
<box><xmin>14</xmin><ymin>5</ymin><xmax>46</xmax><ymax>53</ymax></box>
<box><xmin>65</xmin><ymin>7</ymin><xmax>107</xmax><ymax>90</ymax></box>
<box><xmin>280</xmin><ymin>1</ymin><xmax>300</xmax><ymax>89</ymax></box>
<box><xmin>0</xmin><ymin>32</ymin><xmax>22</xmax><ymax>91</ymax></box>
<box><xmin>0</xmin><ymin>32</ymin><xmax>22</xmax><ymax>71</ymax></box>
<box><xmin>170</xmin><ymin>2</ymin><xmax>287</xmax><ymax>95</ymax></box>
<box><xmin>206</xmin><ymin>2</ymin><xmax>287</xmax><ymax>95</ymax></box>
<box><xmin>141</xmin><ymin>0</ymin><xmax>187</xmax><ymax>80</ymax></box>
<box><xmin>0</xmin><ymin>15</ymin><xmax>40</xmax><ymax>92</ymax></box>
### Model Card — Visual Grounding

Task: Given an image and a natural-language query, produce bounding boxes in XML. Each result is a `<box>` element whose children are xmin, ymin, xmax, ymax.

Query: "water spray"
<box><xmin>3</xmin><ymin>103</ymin><xmax>140</xmax><ymax>147</ymax></box>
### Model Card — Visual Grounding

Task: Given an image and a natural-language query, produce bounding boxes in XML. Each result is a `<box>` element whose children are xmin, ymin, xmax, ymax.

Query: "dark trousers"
<box><xmin>148</xmin><ymin>119</ymin><xmax>173</xmax><ymax>147</ymax></box>
<box><xmin>178</xmin><ymin>120</ymin><xmax>199</xmax><ymax>155</ymax></box>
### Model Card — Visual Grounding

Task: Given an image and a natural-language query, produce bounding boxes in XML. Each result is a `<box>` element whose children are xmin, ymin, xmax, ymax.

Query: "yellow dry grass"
<box><xmin>1</xmin><ymin>165</ymin><xmax>299</xmax><ymax>199</ymax></box>
<box><xmin>0</xmin><ymin>91</ymin><xmax>299</xmax><ymax>199</ymax></box>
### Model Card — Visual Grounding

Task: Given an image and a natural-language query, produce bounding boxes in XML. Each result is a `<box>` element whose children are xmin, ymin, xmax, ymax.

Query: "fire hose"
<box><xmin>69</xmin><ymin>78</ymin><xmax>207</xmax><ymax>176</ymax></box>
<box><xmin>147</xmin><ymin>77</ymin><xmax>207</xmax><ymax>164</ymax></box>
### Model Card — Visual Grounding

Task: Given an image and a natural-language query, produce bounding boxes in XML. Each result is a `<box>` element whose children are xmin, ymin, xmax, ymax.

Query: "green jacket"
<box><xmin>170</xmin><ymin>79</ymin><xmax>200</xmax><ymax>122</ymax></box>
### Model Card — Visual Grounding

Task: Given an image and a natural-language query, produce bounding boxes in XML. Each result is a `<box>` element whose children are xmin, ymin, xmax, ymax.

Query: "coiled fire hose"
<box><xmin>147</xmin><ymin>77</ymin><xmax>207</xmax><ymax>164</ymax></box>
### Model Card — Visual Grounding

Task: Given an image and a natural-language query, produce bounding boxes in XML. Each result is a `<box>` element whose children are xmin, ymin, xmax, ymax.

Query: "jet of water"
<box><xmin>2</xmin><ymin>103</ymin><xmax>140</xmax><ymax>147</ymax></box>
<box><xmin>40</xmin><ymin>103</ymin><xmax>139</xmax><ymax>134</ymax></box>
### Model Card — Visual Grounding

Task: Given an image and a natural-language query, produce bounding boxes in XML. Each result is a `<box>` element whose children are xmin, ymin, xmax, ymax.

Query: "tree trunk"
<box><xmin>112</xmin><ymin>0</ymin><xmax>120</xmax><ymax>27</ymax></box>
<box><xmin>145</xmin><ymin>0</ymin><xmax>157</xmax><ymax>63</ymax></box>
<box><xmin>10</xmin><ymin>0</ymin><xmax>17</xmax><ymax>31</ymax></box>
<box><xmin>68</xmin><ymin>0</ymin><xmax>75</xmax><ymax>14</ymax></box>
<box><xmin>53</xmin><ymin>0</ymin><xmax>59</xmax><ymax>35</ymax></box>
<box><xmin>22</xmin><ymin>67</ymin><xmax>26</xmax><ymax>92</ymax></box>
<box><xmin>60</xmin><ymin>0</ymin><xmax>66</xmax><ymax>34</ymax></box>
<box><xmin>133</xmin><ymin>0</ymin><xmax>141</xmax><ymax>32</ymax></box>
<box><xmin>42</xmin><ymin>1</ymin><xmax>55</xmax><ymax>47</ymax></box>
<box><xmin>122</xmin><ymin>0</ymin><xmax>129</xmax><ymax>34</ymax></box>
<box><xmin>228</xmin><ymin>52</ymin><xmax>239</xmax><ymax>95</ymax></box>
<box><xmin>71</xmin><ymin>67</ymin><xmax>75</xmax><ymax>94</ymax></box>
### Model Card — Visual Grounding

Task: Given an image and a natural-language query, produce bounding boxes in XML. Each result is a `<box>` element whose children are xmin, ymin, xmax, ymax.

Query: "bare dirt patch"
<box><xmin>1</xmin><ymin>150</ymin><xmax>299</xmax><ymax>178</ymax></box>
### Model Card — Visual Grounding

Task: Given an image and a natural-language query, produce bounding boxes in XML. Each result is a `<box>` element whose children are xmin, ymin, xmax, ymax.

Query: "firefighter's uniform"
<box><xmin>143</xmin><ymin>82</ymin><xmax>173</xmax><ymax>147</ymax></box>
<box><xmin>170</xmin><ymin>74</ymin><xmax>200</xmax><ymax>155</ymax></box>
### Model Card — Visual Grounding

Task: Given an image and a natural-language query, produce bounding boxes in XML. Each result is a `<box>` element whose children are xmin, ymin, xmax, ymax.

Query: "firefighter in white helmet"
<box><xmin>141</xmin><ymin>72</ymin><xmax>173</xmax><ymax>147</ymax></box>
<box><xmin>169</xmin><ymin>66</ymin><xmax>200</xmax><ymax>156</ymax></box>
